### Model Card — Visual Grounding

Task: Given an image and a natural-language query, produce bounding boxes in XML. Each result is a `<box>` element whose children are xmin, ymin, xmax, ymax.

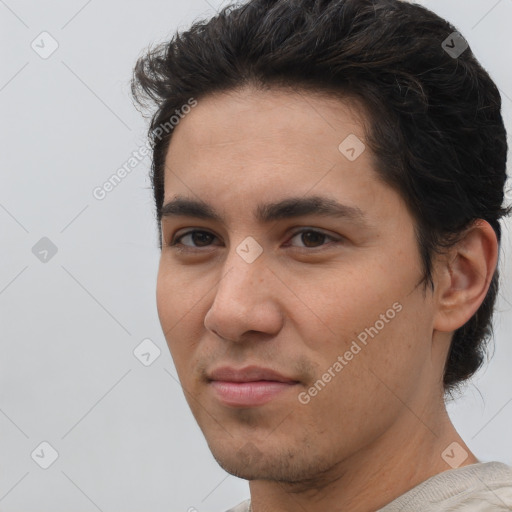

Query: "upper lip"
<box><xmin>207</xmin><ymin>366</ymin><xmax>299</xmax><ymax>383</ymax></box>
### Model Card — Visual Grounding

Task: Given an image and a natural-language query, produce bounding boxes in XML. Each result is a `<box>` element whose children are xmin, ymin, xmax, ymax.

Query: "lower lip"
<box><xmin>209</xmin><ymin>380</ymin><xmax>298</xmax><ymax>407</ymax></box>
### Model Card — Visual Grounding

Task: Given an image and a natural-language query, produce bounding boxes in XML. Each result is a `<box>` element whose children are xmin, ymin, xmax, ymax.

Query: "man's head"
<box><xmin>131</xmin><ymin>0</ymin><xmax>510</xmax><ymax>485</ymax></box>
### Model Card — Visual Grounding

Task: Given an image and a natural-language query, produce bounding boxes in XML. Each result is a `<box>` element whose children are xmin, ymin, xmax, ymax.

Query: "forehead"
<box><xmin>160</xmin><ymin>85</ymin><xmax>402</xmax><ymax>229</ymax></box>
<box><xmin>165</xmin><ymin>86</ymin><xmax>369</xmax><ymax>171</ymax></box>
<box><xmin>168</xmin><ymin>86</ymin><xmax>367</xmax><ymax>157</ymax></box>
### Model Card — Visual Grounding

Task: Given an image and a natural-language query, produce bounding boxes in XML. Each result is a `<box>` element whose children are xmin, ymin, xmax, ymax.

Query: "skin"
<box><xmin>156</xmin><ymin>85</ymin><xmax>498</xmax><ymax>512</ymax></box>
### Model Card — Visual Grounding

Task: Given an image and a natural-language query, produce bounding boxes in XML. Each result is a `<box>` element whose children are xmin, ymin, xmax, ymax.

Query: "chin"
<box><xmin>207</xmin><ymin>440</ymin><xmax>327</xmax><ymax>484</ymax></box>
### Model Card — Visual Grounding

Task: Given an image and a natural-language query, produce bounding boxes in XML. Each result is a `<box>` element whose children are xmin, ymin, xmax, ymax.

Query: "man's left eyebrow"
<box><xmin>160</xmin><ymin>194</ymin><xmax>369</xmax><ymax>226</ymax></box>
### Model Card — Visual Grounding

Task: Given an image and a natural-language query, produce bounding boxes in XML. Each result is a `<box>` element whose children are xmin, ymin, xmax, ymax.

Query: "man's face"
<box><xmin>156</xmin><ymin>86</ymin><xmax>443</xmax><ymax>482</ymax></box>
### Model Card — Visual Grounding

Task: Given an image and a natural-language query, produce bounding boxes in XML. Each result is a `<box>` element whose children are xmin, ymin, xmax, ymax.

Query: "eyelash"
<box><xmin>168</xmin><ymin>228</ymin><xmax>342</xmax><ymax>252</ymax></box>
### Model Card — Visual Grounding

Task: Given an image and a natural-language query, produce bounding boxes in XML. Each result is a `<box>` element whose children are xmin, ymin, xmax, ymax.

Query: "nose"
<box><xmin>203</xmin><ymin>249</ymin><xmax>284</xmax><ymax>343</ymax></box>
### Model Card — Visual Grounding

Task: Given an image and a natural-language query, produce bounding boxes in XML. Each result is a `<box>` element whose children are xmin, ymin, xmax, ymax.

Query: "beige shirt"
<box><xmin>224</xmin><ymin>461</ymin><xmax>512</xmax><ymax>511</ymax></box>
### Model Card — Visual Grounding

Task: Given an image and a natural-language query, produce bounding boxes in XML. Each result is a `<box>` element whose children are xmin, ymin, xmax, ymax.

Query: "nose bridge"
<box><xmin>218</xmin><ymin>239</ymin><xmax>266</xmax><ymax>304</ymax></box>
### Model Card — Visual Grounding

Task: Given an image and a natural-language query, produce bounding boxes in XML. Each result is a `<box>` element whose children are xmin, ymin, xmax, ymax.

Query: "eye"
<box><xmin>286</xmin><ymin>228</ymin><xmax>341</xmax><ymax>250</ymax></box>
<box><xmin>168</xmin><ymin>228</ymin><xmax>342</xmax><ymax>251</ymax></box>
<box><xmin>169</xmin><ymin>230</ymin><xmax>218</xmax><ymax>249</ymax></box>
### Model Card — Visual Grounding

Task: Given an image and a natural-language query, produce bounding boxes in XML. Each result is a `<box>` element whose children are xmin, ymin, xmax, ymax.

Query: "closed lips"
<box><xmin>207</xmin><ymin>366</ymin><xmax>299</xmax><ymax>383</ymax></box>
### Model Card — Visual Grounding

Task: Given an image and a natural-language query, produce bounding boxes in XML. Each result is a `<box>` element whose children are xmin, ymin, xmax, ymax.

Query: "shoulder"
<box><xmin>223</xmin><ymin>498</ymin><xmax>251</xmax><ymax>512</ymax></box>
<box><xmin>379</xmin><ymin>461</ymin><xmax>512</xmax><ymax>511</ymax></box>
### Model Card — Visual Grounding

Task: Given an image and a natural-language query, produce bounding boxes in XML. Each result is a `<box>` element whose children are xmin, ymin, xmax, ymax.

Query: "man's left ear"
<box><xmin>433</xmin><ymin>219</ymin><xmax>499</xmax><ymax>333</ymax></box>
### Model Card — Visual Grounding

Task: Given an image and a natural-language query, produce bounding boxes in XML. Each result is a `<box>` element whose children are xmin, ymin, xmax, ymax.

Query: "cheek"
<box><xmin>156</xmin><ymin>263</ymin><xmax>212</xmax><ymax>370</ymax></box>
<box><xmin>156</xmin><ymin>268</ymin><xmax>176</xmax><ymax>335</ymax></box>
<box><xmin>156</xmin><ymin>265</ymin><xmax>194</xmax><ymax>357</ymax></box>
<box><xmin>326</xmin><ymin>290</ymin><xmax>433</xmax><ymax>412</ymax></box>
<box><xmin>291</xmin><ymin>251</ymin><xmax>428</xmax><ymax>386</ymax></box>
<box><xmin>295</xmin><ymin>304</ymin><xmax>429</xmax><ymax>449</ymax></box>
<box><xmin>156</xmin><ymin>261</ymin><xmax>206</xmax><ymax>328</ymax></box>
<box><xmin>287</xmin><ymin>262</ymin><xmax>395</xmax><ymax>354</ymax></box>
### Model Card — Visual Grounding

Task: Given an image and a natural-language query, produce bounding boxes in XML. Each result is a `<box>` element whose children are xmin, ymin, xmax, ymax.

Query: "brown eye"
<box><xmin>287</xmin><ymin>229</ymin><xmax>342</xmax><ymax>249</ymax></box>
<box><xmin>171</xmin><ymin>230</ymin><xmax>218</xmax><ymax>248</ymax></box>
<box><xmin>168</xmin><ymin>227</ymin><xmax>343</xmax><ymax>252</ymax></box>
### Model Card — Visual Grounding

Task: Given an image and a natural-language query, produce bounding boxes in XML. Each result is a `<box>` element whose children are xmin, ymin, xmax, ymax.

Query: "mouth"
<box><xmin>209</xmin><ymin>380</ymin><xmax>299</xmax><ymax>407</ymax></box>
<box><xmin>207</xmin><ymin>365</ymin><xmax>300</xmax><ymax>407</ymax></box>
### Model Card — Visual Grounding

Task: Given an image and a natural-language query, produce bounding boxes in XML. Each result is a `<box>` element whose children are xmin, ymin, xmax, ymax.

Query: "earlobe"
<box><xmin>433</xmin><ymin>220</ymin><xmax>498</xmax><ymax>333</ymax></box>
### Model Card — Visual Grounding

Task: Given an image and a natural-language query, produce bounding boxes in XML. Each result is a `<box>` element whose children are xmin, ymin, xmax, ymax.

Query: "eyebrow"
<box><xmin>160</xmin><ymin>194</ymin><xmax>369</xmax><ymax>226</ymax></box>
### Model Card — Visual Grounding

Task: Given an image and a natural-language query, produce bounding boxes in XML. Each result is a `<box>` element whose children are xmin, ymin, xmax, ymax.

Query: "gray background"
<box><xmin>0</xmin><ymin>0</ymin><xmax>511</xmax><ymax>511</ymax></box>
